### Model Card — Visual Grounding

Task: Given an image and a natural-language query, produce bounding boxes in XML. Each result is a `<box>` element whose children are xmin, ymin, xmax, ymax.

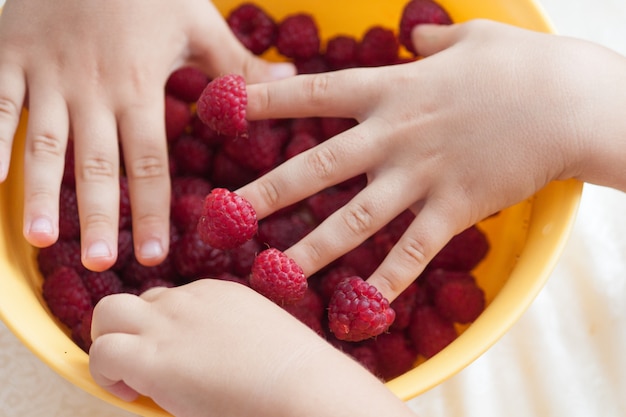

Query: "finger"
<box><xmin>0</xmin><ymin>62</ymin><xmax>26</xmax><ymax>181</ymax></box>
<box><xmin>91</xmin><ymin>293</ymin><xmax>147</xmax><ymax>339</ymax></box>
<box><xmin>22</xmin><ymin>82</ymin><xmax>69</xmax><ymax>248</ymax></box>
<box><xmin>70</xmin><ymin>103</ymin><xmax>120</xmax><ymax>271</ymax></box>
<box><xmin>246</xmin><ymin>68</ymin><xmax>380</xmax><ymax>121</ymax></box>
<box><xmin>236</xmin><ymin>120</ymin><xmax>381</xmax><ymax>219</ymax></box>
<box><xmin>89</xmin><ymin>333</ymin><xmax>143</xmax><ymax>402</ymax></box>
<box><xmin>187</xmin><ymin>2</ymin><xmax>295</xmax><ymax>83</ymax></box>
<box><xmin>139</xmin><ymin>285</ymin><xmax>169</xmax><ymax>302</ymax></box>
<box><xmin>366</xmin><ymin>201</ymin><xmax>459</xmax><ymax>302</ymax></box>
<box><xmin>411</xmin><ymin>23</ymin><xmax>462</xmax><ymax>57</ymax></box>
<box><xmin>117</xmin><ymin>95</ymin><xmax>171</xmax><ymax>266</ymax></box>
<box><xmin>285</xmin><ymin>172</ymin><xmax>417</xmax><ymax>277</ymax></box>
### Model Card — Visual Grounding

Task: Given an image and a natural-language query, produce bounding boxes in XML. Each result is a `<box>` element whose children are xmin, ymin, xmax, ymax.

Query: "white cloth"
<box><xmin>0</xmin><ymin>0</ymin><xmax>625</xmax><ymax>416</ymax></box>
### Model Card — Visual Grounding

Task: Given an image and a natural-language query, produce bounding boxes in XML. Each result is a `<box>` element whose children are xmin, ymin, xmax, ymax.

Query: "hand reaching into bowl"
<box><xmin>238</xmin><ymin>20</ymin><xmax>626</xmax><ymax>302</ymax></box>
<box><xmin>0</xmin><ymin>0</ymin><xmax>295</xmax><ymax>272</ymax></box>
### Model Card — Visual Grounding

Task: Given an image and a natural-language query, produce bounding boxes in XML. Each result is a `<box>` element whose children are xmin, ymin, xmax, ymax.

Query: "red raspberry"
<box><xmin>214</xmin><ymin>271</ymin><xmax>250</xmax><ymax>287</ymax></box>
<box><xmin>42</xmin><ymin>266</ymin><xmax>92</xmax><ymax>328</ymax></box>
<box><xmin>171</xmin><ymin>193</ymin><xmax>204</xmax><ymax>232</ymax></box>
<box><xmin>327</xmin><ymin>276</ymin><xmax>396</xmax><ymax>342</ymax></box>
<box><xmin>223</xmin><ymin>119</ymin><xmax>288</xmax><ymax>171</ymax></box>
<box><xmin>357</xmin><ymin>26</ymin><xmax>400</xmax><ymax>67</ymax></box>
<box><xmin>432</xmin><ymin>276</ymin><xmax>485</xmax><ymax>324</ymax></box>
<box><xmin>210</xmin><ymin>149</ymin><xmax>257</xmax><ymax>190</ymax></box>
<box><xmin>171</xmin><ymin>134</ymin><xmax>214</xmax><ymax>177</ymax></box>
<box><xmin>82</xmin><ymin>270</ymin><xmax>125</xmax><ymax>304</ymax></box>
<box><xmin>306</xmin><ymin>186</ymin><xmax>360</xmax><ymax>222</ymax></box>
<box><xmin>197</xmin><ymin>188</ymin><xmax>258</xmax><ymax>250</ymax></box>
<box><xmin>230</xmin><ymin>238</ymin><xmax>263</xmax><ymax>276</ymax></box>
<box><xmin>37</xmin><ymin>239</ymin><xmax>84</xmax><ymax>276</ymax></box>
<box><xmin>120</xmin><ymin>256</ymin><xmax>177</xmax><ymax>288</ymax></box>
<box><xmin>399</xmin><ymin>0</ymin><xmax>453</xmax><ymax>55</ymax></box>
<box><xmin>370</xmin><ymin>331</ymin><xmax>418</xmax><ymax>380</ymax></box>
<box><xmin>284</xmin><ymin>131</ymin><xmax>319</xmax><ymax>160</ymax></box>
<box><xmin>421</xmin><ymin>268</ymin><xmax>474</xmax><ymax>298</ymax></box>
<box><xmin>320</xmin><ymin>117</ymin><xmax>358</xmax><ymax>140</ymax></box>
<box><xmin>316</xmin><ymin>265</ymin><xmax>357</xmax><ymax>303</ymax></box>
<box><xmin>325</xmin><ymin>35</ymin><xmax>359</xmax><ymax>70</ymax></box>
<box><xmin>275</xmin><ymin>13</ymin><xmax>320</xmax><ymax>60</ymax></box>
<box><xmin>166</xmin><ymin>66</ymin><xmax>209</xmax><ymax>103</ymax></box>
<box><xmin>227</xmin><ymin>3</ymin><xmax>277</xmax><ymax>55</ymax></box>
<box><xmin>173</xmin><ymin>231</ymin><xmax>232</xmax><ymax>281</ymax></box>
<box><xmin>408</xmin><ymin>304</ymin><xmax>457</xmax><ymax>358</ymax></box>
<box><xmin>118</xmin><ymin>176</ymin><xmax>132</xmax><ymax>230</ymax></box>
<box><xmin>389</xmin><ymin>282</ymin><xmax>424</xmax><ymax>330</ymax></box>
<box><xmin>257</xmin><ymin>212</ymin><xmax>312</xmax><ymax>251</ymax></box>
<box><xmin>58</xmin><ymin>185</ymin><xmax>80</xmax><ymax>240</ymax></box>
<box><xmin>338</xmin><ymin>239</ymin><xmax>383</xmax><ymax>278</ymax></box>
<box><xmin>111</xmin><ymin>229</ymin><xmax>134</xmax><ymax>272</ymax></box>
<box><xmin>190</xmin><ymin>114</ymin><xmax>226</xmax><ymax>147</ymax></box>
<box><xmin>62</xmin><ymin>139</ymin><xmax>76</xmax><ymax>187</ymax></box>
<box><xmin>282</xmin><ymin>288</ymin><xmax>325</xmax><ymax>335</ymax></box>
<box><xmin>171</xmin><ymin>176</ymin><xmax>213</xmax><ymax>200</ymax></box>
<box><xmin>289</xmin><ymin>117</ymin><xmax>322</xmax><ymax>139</ymax></box>
<box><xmin>165</xmin><ymin>94</ymin><xmax>192</xmax><ymax>141</ymax></box>
<box><xmin>295</xmin><ymin>54</ymin><xmax>329</xmax><ymax>75</ymax></box>
<box><xmin>428</xmin><ymin>225</ymin><xmax>490</xmax><ymax>272</ymax></box>
<box><xmin>196</xmin><ymin>74</ymin><xmax>248</xmax><ymax>138</ymax></box>
<box><xmin>71</xmin><ymin>308</ymin><xmax>93</xmax><ymax>353</ymax></box>
<box><xmin>347</xmin><ymin>344</ymin><xmax>380</xmax><ymax>376</ymax></box>
<box><xmin>249</xmin><ymin>248</ymin><xmax>307</xmax><ymax>305</ymax></box>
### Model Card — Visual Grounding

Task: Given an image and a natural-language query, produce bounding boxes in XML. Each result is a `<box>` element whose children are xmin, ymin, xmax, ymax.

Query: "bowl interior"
<box><xmin>0</xmin><ymin>0</ymin><xmax>582</xmax><ymax>415</ymax></box>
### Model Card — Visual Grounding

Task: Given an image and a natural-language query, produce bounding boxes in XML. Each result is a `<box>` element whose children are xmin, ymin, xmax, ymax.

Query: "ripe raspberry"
<box><xmin>257</xmin><ymin>212</ymin><xmax>312</xmax><ymax>251</ymax></box>
<box><xmin>166</xmin><ymin>66</ymin><xmax>210</xmax><ymax>103</ymax></box>
<box><xmin>165</xmin><ymin>94</ymin><xmax>192</xmax><ymax>141</ymax></box>
<box><xmin>316</xmin><ymin>265</ymin><xmax>357</xmax><ymax>303</ymax></box>
<box><xmin>58</xmin><ymin>185</ymin><xmax>80</xmax><ymax>240</ymax></box>
<box><xmin>227</xmin><ymin>3</ymin><xmax>277</xmax><ymax>55</ymax></box>
<box><xmin>421</xmin><ymin>268</ymin><xmax>474</xmax><ymax>299</ymax></box>
<box><xmin>210</xmin><ymin>149</ymin><xmax>257</xmax><ymax>190</ymax></box>
<box><xmin>327</xmin><ymin>276</ymin><xmax>396</xmax><ymax>342</ymax></box>
<box><xmin>171</xmin><ymin>134</ymin><xmax>214</xmax><ymax>177</ymax></box>
<box><xmin>282</xmin><ymin>288</ymin><xmax>325</xmax><ymax>335</ymax></box>
<box><xmin>43</xmin><ymin>266</ymin><xmax>92</xmax><ymax>328</ymax></box>
<box><xmin>275</xmin><ymin>13</ymin><xmax>320</xmax><ymax>60</ymax></box>
<box><xmin>370</xmin><ymin>331</ymin><xmax>418</xmax><ymax>380</ymax></box>
<box><xmin>197</xmin><ymin>188</ymin><xmax>258</xmax><ymax>250</ymax></box>
<box><xmin>338</xmin><ymin>239</ymin><xmax>383</xmax><ymax>278</ymax></box>
<box><xmin>428</xmin><ymin>225</ymin><xmax>490</xmax><ymax>272</ymax></box>
<box><xmin>111</xmin><ymin>229</ymin><xmax>134</xmax><ymax>272</ymax></box>
<box><xmin>214</xmin><ymin>271</ymin><xmax>250</xmax><ymax>287</ymax></box>
<box><xmin>196</xmin><ymin>74</ymin><xmax>248</xmax><ymax>138</ymax></box>
<box><xmin>171</xmin><ymin>176</ymin><xmax>213</xmax><ymax>200</ymax></box>
<box><xmin>223</xmin><ymin>119</ymin><xmax>288</xmax><ymax>171</ymax></box>
<box><xmin>249</xmin><ymin>248</ymin><xmax>307</xmax><ymax>305</ymax></box>
<box><xmin>171</xmin><ymin>193</ymin><xmax>204</xmax><ymax>232</ymax></box>
<box><xmin>347</xmin><ymin>344</ymin><xmax>380</xmax><ymax>376</ymax></box>
<box><xmin>295</xmin><ymin>55</ymin><xmax>329</xmax><ymax>75</ymax></box>
<box><xmin>399</xmin><ymin>0</ymin><xmax>453</xmax><ymax>55</ymax></box>
<box><xmin>432</xmin><ymin>275</ymin><xmax>485</xmax><ymax>323</ymax></box>
<box><xmin>306</xmin><ymin>186</ymin><xmax>360</xmax><ymax>222</ymax></box>
<box><xmin>120</xmin><ymin>256</ymin><xmax>178</xmax><ymax>288</ymax></box>
<box><xmin>289</xmin><ymin>117</ymin><xmax>322</xmax><ymax>139</ymax></box>
<box><xmin>230</xmin><ymin>238</ymin><xmax>262</xmax><ymax>276</ymax></box>
<box><xmin>62</xmin><ymin>139</ymin><xmax>76</xmax><ymax>187</ymax></box>
<box><xmin>320</xmin><ymin>117</ymin><xmax>357</xmax><ymax>140</ymax></box>
<box><xmin>37</xmin><ymin>239</ymin><xmax>83</xmax><ymax>277</ymax></box>
<box><xmin>82</xmin><ymin>270</ymin><xmax>125</xmax><ymax>304</ymax></box>
<box><xmin>408</xmin><ymin>304</ymin><xmax>457</xmax><ymax>358</ymax></box>
<box><xmin>71</xmin><ymin>308</ymin><xmax>93</xmax><ymax>353</ymax></box>
<box><xmin>190</xmin><ymin>114</ymin><xmax>226</xmax><ymax>147</ymax></box>
<box><xmin>389</xmin><ymin>282</ymin><xmax>424</xmax><ymax>330</ymax></box>
<box><xmin>284</xmin><ymin>131</ymin><xmax>319</xmax><ymax>159</ymax></box>
<box><xmin>325</xmin><ymin>35</ymin><xmax>359</xmax><ymax>70</ymax></box>
<box><xmin>118</xmin><ymin>176</ymin><xmax>132</xmax><ymax>230</ymax></box>
<box><xmin>173</xmin><ymin>230</ymin><xmax>232</xmax><ymax>281</ymax></box>
<box><xmin>357</xmin><ymin>26</ymin><xmax>400</xmax><ymax>67</ymax></box>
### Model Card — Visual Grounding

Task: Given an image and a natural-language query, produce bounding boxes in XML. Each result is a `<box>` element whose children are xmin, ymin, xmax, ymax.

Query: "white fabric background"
<box><xmin>1</xmin><ymin>0</ymin><xmax>625</xmax><ymax>416</ymax></box>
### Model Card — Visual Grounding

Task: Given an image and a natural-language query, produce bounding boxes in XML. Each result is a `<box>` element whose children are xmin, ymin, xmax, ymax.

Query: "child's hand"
<box><xmin>0</xmin><ymin>0</ymin><xmax>294</xmax><ymax>271</ymax></box>
<box><xmin>89</xmin><ymin>280</ymin><xmax>417</xmax><ymax>417</ymax></box>
<box><xmin>238</xmin><ymin>20</ymin><xmax>626</xmax><ymax>301</ymax></box>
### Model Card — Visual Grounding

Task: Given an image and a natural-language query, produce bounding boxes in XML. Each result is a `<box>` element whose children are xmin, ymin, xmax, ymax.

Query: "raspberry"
<box><xmin>171</xmin><ymin>193</ymin><xmax>204</xmax><ymax>232</ymax></box>
<box><xmin>428</xmin><ymin>225</ymin><xmax>490</xmax><ymax>272</ymax></box>
<box><xmin>370</xmin><ymin>331</ymin><xmax>418</xmax><ymax>380</ymax></box>
<box><xmin>357</xmin><ymin>26</ymin><xmax>400</xmax><ymax>67</ymax></box>
<box><xmin>118</xmin><ymin>176</ymin><xmax>132</xmax><ymax>230</ymax></box>
<box><xmin>325</xmin><ymin>35</ymin><xmax>359</xmax><ymax>70</ymax></box>
<box><xmin>58</xmin><ymin>185</ymin><xmax>80</xmax><ymax>240</ymax></box>
<box><xmin>166</xmin><ymin>66</ymin><xmax>210</xmax><ymax>103</ymax></box>
<box><xmin>230</xmin><ymin>238</ymin><xmax>262</xmax><ymax>276</ymax></box>
<box><xmin>62</xmin><ymin>139</ymin><xmax>76</xmax><ymax>187</ymax></box>
<box><xmin>171</xmin><ymin>176</ymin><xmax>213</xmax><ymax>200</ymax></box>
<box><xmin>338</xmin><ymin>239</ymin><xmax>383</xmax><ymax>278</ymax></box>
<box><xmin>82</xmin><ymin>270</ymin><xmax>124</xmax><ymax>304</ymax></box>
<box><xmin>42</xmin><ymin>266</ymin><xmax>92</xmax><ymax>328</ymax></box>
<box><xmin>190</xmin><ymin>114</ymin><xmax>226</xmax><ymax>147</ymax></box>
<box><xmin>283</xmin><ymin>288</ymin><xmax>325</xmax><ymax>335</ymax></box>
<box><xmin>421</xmin><ymin>268</ymin><xmax>474</xmax><ymax>299</ymax></box>
<box><xmin>121</xmin><ymin>256</ymin><xmax>177</xmax><ymax>288</ymax></box>
<box><xmin>432</xmin><ymin>275</ymin><xmax>485</xmax><ymax>324</ymax></box>
<box><xmin>37</xmin><ymin>239</ymin><xmax>83</xmax><ymax>277</ymax></box>
<box><xmin>327</xmin><ymin>276</ymin><xmax>396</xmax><ymax>342</ymax></box>
<box><xmin>196</xmin><ymin>74</ymin><xmax>248</xmax><ymax>138</ymax></box>
<box><xmin>249</xmin><ymin>248</ymin><xmax>307</xmax><ymax>305</ymax></box>
<box><xmin>71</xmin><ymin>308</ymin><xmax>93</xmax><ymax>353</ymax></box>
<box><xmin>347</xmin><ymin>344</ymin><xmax>380</xmax><ymax>376</ymax></box>
<box><xmin>399</xmin><ymin>0</ymin><xmax>453</xmax><ymax>55</ymax></box>
<box><xmin>227</xmin><ymin>3</ymin><xmax>277</xmax><ymax>55</ymax></box>
<box><xmin>223</xmin><ymin>119</ymin><xmax>288</xmax><ymax>171</ymax></box>
<box><xmin>111</xmin><ymin>229</ymin><xmax>134</xmax><ymax>272</ymax></box>
<box><xmin>316</xmin><ymin>265</ymin><xmax>357</xmax><ymax>303</ymax></box>
<box><xmin>165</xmin><ymin>94</ymin><xmax>192</xmax><ymax>141</ymax></box>
<box><xmin>295</xmin><ymin>55</ymin><xmax>329</xmax><ymax>75</ymax></box>
<box><xmin>257</xmin><ymin>212</ymin><xmax>312</xmax><ymax>251</ymax></box>
<box><xmin>320</xmin><ymin>117</ymin><xmax>358</xmax><ymax>140</ymax></box>
<box><xmin>389</xmin><ymin>282</ymin><xmax>424</xmax><ymax>330</ymax></box>
<box><xmin>290</xmin><ymin>117</ymin><xmax>322</xmax><ymax>139</ymax></box>
<box><xmin>214</xmin><ymin>271</ymin><xmax>250</xmax><ymax>287</ymax></box>
<box><xmin>306</xmin><ymin>186</ymin><xmax>360</xmax><ymax>222</ymax></box>
<box><xmin>171</xmin><ymin>134</ymin><xmax>214</xmax><ymax>177</ymax></box>
<box><xmin>210</xmin><ymin>149</ymin><xmax>257</xmax><ymax>190</ymax></box>
<box><xmin>197</xmin><ymin>188</ymin><xmax>258</xmax><ymax>250</ymax></box>
<box><xmin>275</xmin><ymin>13</ymin><xmax>320</xmax><ymax>60</ymax></box>
<box><xmin>173</xmin><ymin>230</ymin><xmax>232</xmax><ymax>281</ymax></box>
<box><xmin>284</xmin><ymin>131</ymin><xmax>319</xmax><ymax>160</ymax></box>
<box><xmin>408</xmin><ymin>304</ymin><xmax>457</xmax><ymax>358</ymax></box>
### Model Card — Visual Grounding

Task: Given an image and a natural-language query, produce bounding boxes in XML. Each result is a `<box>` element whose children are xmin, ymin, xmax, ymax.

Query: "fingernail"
<box><xmin>140</xmin><ymin>239</ymin><xmax>163</xmax><ymax>260</ymax></box>
<box><xmin>269</xmin><ymin>62</ymin><xmax>297</xmax><ymax>80</ymax></box>
<box><xmin>29</xmin><ymin>217</ymin><xmax>53</xmax><ymax>235</ymax></box>
<box><xmin>87</xmin><ymin>240</ymin><xmax>112</xmax><ymax>259</ymax></box>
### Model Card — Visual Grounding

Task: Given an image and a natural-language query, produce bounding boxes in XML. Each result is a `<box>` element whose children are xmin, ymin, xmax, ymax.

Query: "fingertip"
<box><xmin>23</xmin><ymin>215</ymin><xmax>58</xmax><ymax>248</ymax></box>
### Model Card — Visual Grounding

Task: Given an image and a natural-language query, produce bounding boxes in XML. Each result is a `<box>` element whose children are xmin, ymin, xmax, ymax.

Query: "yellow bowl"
<box><xmin>0</xmin><ymin>0</ymin><xmax>582</xmax><ymax>416</ymax></box>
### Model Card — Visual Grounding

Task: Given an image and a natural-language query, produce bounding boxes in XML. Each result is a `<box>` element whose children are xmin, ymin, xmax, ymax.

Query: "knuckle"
<box><xmin>79</xmin><ymin>156</ymin><xmax>117</xmax><ymax>181</ymax></box>
<box><xmin>397</xmin><ymin>236</ymin><xmax>429</xmax><ymax>270</ymax></box>
<box><xmin>304</xmin><ymin>73</ymin><xmax>331</xmax><ymax>104</ymax></box>
<box><xmin>28</xmin><ymin>133</ymin><xmax>65</xmax><ymax>159</ymax></box>
<box><xmin>305</xmin><ymin>146</ymin><xmax>338</xmax><ymax>181</ymax></box>
<box><xmin>255</xmin><ymin>177</ymin><xmax>282</xmax><ymax>209</ymax></box>
<box><xmin>82</xmin><ymin>210</ymin><xmax>116</xmax><ymax>230</ymax></box>
<box><xmin>341</xmin><ymin>202</ymin><xmax>375</xmax><ymax>237</ymax></box>
<box><xmin>0</xmin><ymin>96</ymin><xmax>20</xmax><ymax>121</ymax></box>
<box><xmin>127</xmin><ymin>155</ymin><xmax>166</xmax><ymax>181</ymax></box>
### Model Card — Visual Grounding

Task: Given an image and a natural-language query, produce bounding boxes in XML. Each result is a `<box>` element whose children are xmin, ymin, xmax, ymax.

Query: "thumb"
<box><xmin>411</xmin><ymin>23</ymin><xmax>461</xmax><ymax>57</ymax></box>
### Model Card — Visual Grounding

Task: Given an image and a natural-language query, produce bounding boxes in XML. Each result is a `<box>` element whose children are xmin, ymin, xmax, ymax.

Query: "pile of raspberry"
<box><xmin>38</xmin><ymin>0</ymin><xmax>491</xmax><ymax>382</ymax></box>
